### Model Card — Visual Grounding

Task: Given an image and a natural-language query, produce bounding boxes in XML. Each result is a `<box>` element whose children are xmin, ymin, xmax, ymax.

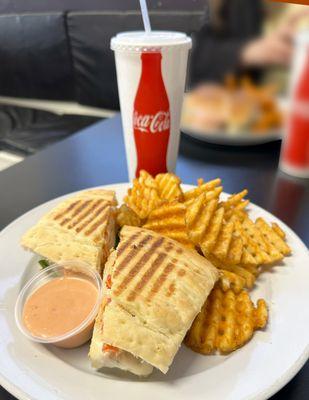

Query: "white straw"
<box><xmin>139</xmin><ymin>0</ymin><xmax>151</xmax><ymax>33</ymax></box>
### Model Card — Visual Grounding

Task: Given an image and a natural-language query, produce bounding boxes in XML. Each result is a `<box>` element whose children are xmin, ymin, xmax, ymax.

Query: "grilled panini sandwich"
<box><xmin>21</xmin><ymin>189</ymin><xmax>117</xmax><ymax>274</ymax></box>
<box><xmin>89</xmin><ymin>226</ymin><xmax>218</xmax><ymax>376</ymax></box>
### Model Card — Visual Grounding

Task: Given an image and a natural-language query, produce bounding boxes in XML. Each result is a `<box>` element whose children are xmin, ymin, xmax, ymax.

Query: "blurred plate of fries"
<box><xmin>181</xmin><ymin>76</ymin><xmax>284</xmax><ymax>146</ymax></box>
<box><xmin>0</xmin><ymin>176</ymin><xmax>308</xmax><ymax>400</ymax></box>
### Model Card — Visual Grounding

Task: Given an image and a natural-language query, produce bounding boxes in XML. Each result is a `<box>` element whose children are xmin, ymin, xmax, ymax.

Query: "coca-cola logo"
<box><xmin>133</xmin><ymin>111</ymin><xmax>170</xmax><ymax>133</ymax></box>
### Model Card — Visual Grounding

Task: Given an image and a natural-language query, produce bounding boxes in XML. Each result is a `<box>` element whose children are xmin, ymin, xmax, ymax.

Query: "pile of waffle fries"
<box><xmin>117</xmin><ymin>170</ymin><xmax>291</xmax><ymax>354</ymax></box>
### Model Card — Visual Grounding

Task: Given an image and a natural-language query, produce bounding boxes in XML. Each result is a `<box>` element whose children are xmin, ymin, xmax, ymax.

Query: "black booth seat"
<box><xmin>0</xmin><ymin>13</ymin><xmax>75</xmax><ymax>101</ymax></box>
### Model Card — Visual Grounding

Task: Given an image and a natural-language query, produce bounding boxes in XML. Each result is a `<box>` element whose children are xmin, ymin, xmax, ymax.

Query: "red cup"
<box><xmin>279</xmin><ymin>32</ymin><xmax>309</xmax><ymax>178</ymax></box>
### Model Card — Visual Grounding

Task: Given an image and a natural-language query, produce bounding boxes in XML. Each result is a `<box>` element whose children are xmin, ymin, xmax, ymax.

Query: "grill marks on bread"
<box><xmin>148</xmin><ymin>260</ymin><xmax>176</xmax><ymax>300</ymax></box>
<box><xmin>114</xmin><ymin>237</ymin><xmax>164</xmax><ymax>296</ymax></box>
<box><xmin>127</xmin><ymin>252</ymin><xmax>167</xmax><ymax>302</ymax></box>
<box><xmin>113</xmin><ymin>232</ymin><xmax>189</xmax><ymax>302</ymax></box>
<box><xmin>53</xmin><ymin>198</ymin><xmax>110</xmax><ymax>237</ymax></box>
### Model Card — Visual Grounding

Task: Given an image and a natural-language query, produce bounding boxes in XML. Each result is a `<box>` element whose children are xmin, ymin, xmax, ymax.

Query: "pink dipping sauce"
<box><xmin>22</xmin><ymin>277</ymin><xmax>98</xmax><ymax>348</ymax></box>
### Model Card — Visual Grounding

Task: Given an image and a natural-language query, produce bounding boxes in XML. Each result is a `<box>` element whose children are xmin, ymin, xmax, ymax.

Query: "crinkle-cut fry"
<box><xmin>185</xmin><ymin>187</ymin><xmax>223</xmax><ymax>208</ymax></box>
<box><xmin>155</xmin><ymin>172</ymin><xmax>183</xmax><ymax>201</ymax></box>
<box><xmin>219</xmin><ymin>270</ymin><xmax>246</xmax><ymax>293</ymax></box>
<box><xmin>224</xmin><ymin>201</ymin><xmax>249</xmax><ymax>220</ymax></box>
<box><xmin>223</xmin><ymin>189</ymin><xmax>248</xmax><ymax>209</ymax></box>
<box><xmin>206</xmin><ymin>187</ymin><xmax>223</xmax><ymax>201</ymax></box>
<box><xmin>242</xmin><ymin>263</ymin><xmax>260</xmax><ymax>276</ymax></box>
<box><xmin>255</xmin><ymin>218</ymin><xmax>291</xmax><ymax>256</ymax></box>
<box><xmin>236</xmin><ymin>199</ymin><xmax>250</xmax><ymax>210</ymax></box>
<box><xmin>183</xmin><ymin>178</ymin><xmax>221</xmax><ymax>205</ymax></box>
<box><xmin>211</xmin><ymin>219</ymin><xmax>234</xmax><ymax>260</ymax></box>
<box><xmin>218</xmin><ymin>264</ymin><xmax>256</xmax><ymax>289</ymax></box>
<box><xmin>271</xmin><ymin>222</ymin><xmax>286</xmax><ymax>239</ymax></box>
<box><xmin>185</xmin><ymin>286</ymin><xmax>268</xmax><ymax>354</ymax></box>
<box><xmin>200</xmin><ymin>207</ymin><xmax>225</xmax><ymax>254</ymax></box>
<box><xmin>206</xmin><ymin>254</ymin><xmax>257</xmax><ymax>289</ymax></box>
<box><xmin>116</xmin><ymin>204</ymin><xmax>142</xmax><ymax>228</ymax></box>
<box><xmin>240</xmin><ymin>216</ymin><xmax>282</xmax><ymax>264</ymax></box>
<box><xmin>139</xmin><ymin>170</ymin><xmax>157</xmax><ymax>188</ymax></box>
<box><xmin>233</xmin><ymin>219</ymin><xmax>270</xmax><ymax>265</ymax></box>
<box><xmin>143</xmin><ymin>201</ymin><xmax>194</xmax><ymax>248</ymax></box>
<box><xmin>124</xmin><ymin>170</ymin><xmax>162</xmax><ymax>219</ymax></box>
<box><xmin>186</xmin><ymin>195</ymin><xmax>218</xmax><ymax>244</ymax></box>
<box><xmin>225</xmin><ymin>235</ymin><xmax>243</xmax><ymax>265</ymax></box>
<box><xmin>232</xmin><ymin>215</ymin><xmax>290</xmax><ymax>265</ymax></box>
<box><xmin>255</xmin><ymin>299</ymin><xmax>269</xmax><ymax>328</ymax></box>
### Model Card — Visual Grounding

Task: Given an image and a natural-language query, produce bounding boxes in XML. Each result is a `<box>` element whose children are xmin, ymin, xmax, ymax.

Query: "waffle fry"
<box><xmin>207</xmin><ymin>254</ymin><xmax>257</xmax><ymax>289</ymax></box>
<box><xmin>239</xmin><ymin>217</ymin><xmax>279</xmax><ymax>264</ymax></box>
<box><xmin>221</xmin><ymin>264</ymin><xmax>257</xmax><ymax>289</ymax></box>
<box><xmin>255</xmin><ymin>218</ymin><xmax>291</xmax><ymax>257</ymax></box>
<box><xmin>186</xmin><ymin>194</ymin><xmax>219</xmax><ymax>244</ymax></box>
<box><xmin>234</xmin><ymin>216</ymin><xmax>291</xmax><ymax>265</ymax></box>
<box><xmin>224</xmin><ymin>202</ymin><xmax>249</xmax><ymax>220</ymax></box>
<box><xmin>211</xmin><ymin>219</ymin><xmax>234</xmax><ymax>260</ymax></box>
<box><xmin>200</xmin><ymin>207</ymin><xmax>225</xmax><ymax>254</ymax></box>
<box><xmin>224</xmin><ymin>235</ymin><xmax>243</xmax><ymax>265</ymax></box>
<box><xmin>233</xmin><ymin>218</ymin><xmax>269</xmax><ymax>265</ymax></box>
<box><xmin>184</xmin><ymin>187</ymin><xmax>223</xmax><ymax>208</ymax></box>
<box><xmin>124</xmin><ymin>170</ymin><xmax>162</xmax><ymax>219</ymax></box>
<box><xmin>143</xmin><ymin>201</ymin><xmax>194</xmax><ymax>248</ymax></box>
<box><xmin>221</xmin><ymin>190</ymin><xmax>249</xmax><ymax>220</ymax></box>
<box><xmin>223</xmin><ymin>189</ymin><xmax>248</xmax><ymax>209</ymax></box>
<box><xmin>271</xmin><ymin>222</ymin><xmax>286</xmax><ymax>239</ymax></box>
<box><xmin>116</xmin><ymin>204</ymin><xmax>142</xmax><ymax>228</ymax></box>
<box><xmin>183</xmin><ymin>178</ymin><xmax>222</xmax><ymax>207</ymax></box>
<box><xmin>185</xmin><ymin>286</ymin><xmax>268</xmax><ymax>354</ymax></box>
<box><xmin>155</xmin><ymin>173</ymin><xmax>183</xmax><ymax>201</ymax></box>
<box><xmin>219</xmin><ymin>270</ymin><xmax>246</xmax><ymax>293</ymax></box>
<box><xmin>186</xmin><ymin>193</ymin><xmax>256</xmax><ymax>268</ymax></box>
<box><xmin>185</xmin><ymin>194</ymin><xmax>242</xmax><ymax>264</ymax></box>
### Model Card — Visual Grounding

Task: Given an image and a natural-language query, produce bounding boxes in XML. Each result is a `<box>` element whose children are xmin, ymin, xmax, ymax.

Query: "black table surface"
<box><xmin>0</xmin><ymin>114</ymin><xmax>308</xmax><ymax>400</ymax></box>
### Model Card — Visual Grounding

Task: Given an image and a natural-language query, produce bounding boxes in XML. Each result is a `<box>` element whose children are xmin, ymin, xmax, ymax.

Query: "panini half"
<box><xmin>89</xmin><ymin>226</ymin><xmax>218</xmax><ymax>375</ymax></box>
<box><xmin>21</xmin><ymin>189</ymin><xmax>117</xmax><ymax>274</ymax></box>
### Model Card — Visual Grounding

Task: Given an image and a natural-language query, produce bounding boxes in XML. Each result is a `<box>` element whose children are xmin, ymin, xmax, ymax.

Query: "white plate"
<box><xmin>0</xmin><ymin>183</ymin><xmax>308</xmax><ymax>400</ymax></box>
<box><xmin>181</xmin><ymin>126</ymin><xmax>281</xmax><ymax>146</ymax></box>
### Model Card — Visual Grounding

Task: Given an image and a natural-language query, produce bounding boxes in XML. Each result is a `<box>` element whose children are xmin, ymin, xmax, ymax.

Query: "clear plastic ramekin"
<box><xmin>15</xmin><ymin>260</ymin><xmax>102</xmax><ymax>348</ymax></box>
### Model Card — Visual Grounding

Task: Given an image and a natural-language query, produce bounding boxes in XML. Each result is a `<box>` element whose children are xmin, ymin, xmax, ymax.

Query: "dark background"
<box><xmin>0</xmin><ymin>0</ymin><xmax>207</xmax><ymax>13</ymax></box>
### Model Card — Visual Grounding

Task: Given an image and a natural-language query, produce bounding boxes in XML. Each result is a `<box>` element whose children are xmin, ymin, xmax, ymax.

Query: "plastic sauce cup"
<box><xmin>15</xmin><ymin>260</ymin><xmax>102</xmax><ymax>348</ymax></box>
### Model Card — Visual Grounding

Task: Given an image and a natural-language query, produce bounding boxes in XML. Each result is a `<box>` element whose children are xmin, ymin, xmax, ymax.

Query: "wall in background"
<box><xmin>0</xmin><ymin>0</ymin><xmax>207</xmax><ymax>14</ymax></box>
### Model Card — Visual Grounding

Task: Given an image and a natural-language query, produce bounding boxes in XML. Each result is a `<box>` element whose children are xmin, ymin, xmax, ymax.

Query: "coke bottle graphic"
<box><xmin>281</xmin><ymin>51</ymin><xmax>309</xmax><ymax>176</ymax></box>
<box><xmin>133</xmin><ymin>52</ymin><xmax>170</xmax><ymax>177</ymax></box>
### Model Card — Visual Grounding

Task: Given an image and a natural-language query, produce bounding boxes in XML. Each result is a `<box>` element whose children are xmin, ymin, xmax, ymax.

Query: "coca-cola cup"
<box><xmin>279</xmin><ymin>31</ymin><xmax>309</xmax><ymax>178</ymax></box>
<box><xmin>111</xmin><ymin>31</ymin><xmax>192</xmax><ymax>180</ymax></box>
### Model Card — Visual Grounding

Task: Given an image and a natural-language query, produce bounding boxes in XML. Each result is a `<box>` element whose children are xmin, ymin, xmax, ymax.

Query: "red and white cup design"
<box><xmin>111</xmin><ymin>31</ymin><xmax>191</xmax><ymax>180</ymax></box>
<box><xmin>279</xmin><ymin>32</ymin><xmax>309</xmax><ymax>178</ymax></box>
<box><xmin>133</xmin><ymin>52</ymin><xmax>170</xmax><ymax>176</ymax></box>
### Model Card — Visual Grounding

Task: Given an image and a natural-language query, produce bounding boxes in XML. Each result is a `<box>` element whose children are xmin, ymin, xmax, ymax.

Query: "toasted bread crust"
<box><xmin>21</xmin><ymin>189</ymin><xmax>117</xmax><ymax>272</ymax></box>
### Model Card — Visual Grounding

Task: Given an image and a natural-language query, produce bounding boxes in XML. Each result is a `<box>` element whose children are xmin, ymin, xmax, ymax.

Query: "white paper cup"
<box><xmin>111</xmin><ymin>31</ymin><xmax>191</xmax><ymax>180</ymax></box>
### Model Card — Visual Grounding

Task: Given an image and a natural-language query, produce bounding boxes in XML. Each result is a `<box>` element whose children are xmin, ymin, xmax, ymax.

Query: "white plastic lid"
<box><xmin>111</xmin><ymin>31</ymin><xmax>192</xmax><ymax>52</ymax></box>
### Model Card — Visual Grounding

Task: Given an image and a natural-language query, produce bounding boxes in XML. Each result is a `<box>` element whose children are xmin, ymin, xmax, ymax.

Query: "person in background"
<box><xmin>190</xmin><ymin>0</ymin><xmax>309</xmax><ymax>92</ymax></box>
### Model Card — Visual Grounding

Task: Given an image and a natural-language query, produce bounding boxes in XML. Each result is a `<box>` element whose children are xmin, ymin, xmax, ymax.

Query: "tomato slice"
<box><xmin>102</xmin><ymin>344</ymin><xmax>119</xmax><ymax>353</ymax></box>
<box><xmin>106</xmin><ymin>274</ymin><xmax>112</xmax><ymax>289</ymax></box>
